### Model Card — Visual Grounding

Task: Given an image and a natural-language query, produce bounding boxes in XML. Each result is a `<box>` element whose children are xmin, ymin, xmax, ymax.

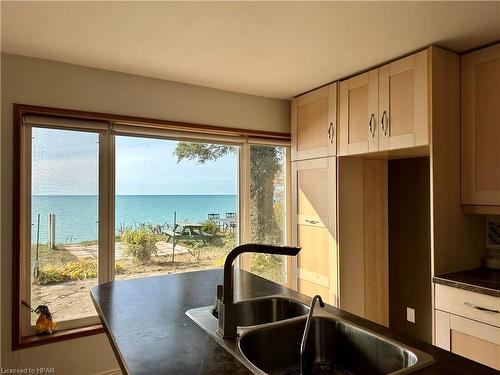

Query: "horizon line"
<box><xmin>32</xmin><ymin>193</ymin><xmax>238</xmax><ymax>196</ymax></box>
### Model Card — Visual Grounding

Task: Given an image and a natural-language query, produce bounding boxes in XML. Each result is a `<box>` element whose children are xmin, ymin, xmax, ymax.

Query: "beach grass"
<box><xmin>31</xmin><ymin>244</ymin><xmax>78</xmax><ymax>267</ymax></box>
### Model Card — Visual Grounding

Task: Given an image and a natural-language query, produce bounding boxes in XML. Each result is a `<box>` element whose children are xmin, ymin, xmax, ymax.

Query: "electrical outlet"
<box><xmin>406</xmin><ymin>307</ymin><xmax>415</xmax><ymax>323</ymax></box>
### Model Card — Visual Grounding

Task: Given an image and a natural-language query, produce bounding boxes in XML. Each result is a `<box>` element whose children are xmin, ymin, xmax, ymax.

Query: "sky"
<box><xmin>32</xmin><ymin>128</ymin><xmax>238</xmax><ymax>196</ymax></box>
<box><xmin>115</xmin><ymin>136</ymin><xmax>238</xmax><ymax>195</ymax></box>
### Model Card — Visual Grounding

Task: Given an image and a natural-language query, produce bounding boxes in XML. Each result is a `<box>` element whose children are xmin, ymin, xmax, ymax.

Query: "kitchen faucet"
<box><xmin>215</xmin><ymin>243</ymin><xmax>301</xmax><ymax>339</ymax></box>
<box><xmin>300</xmin><ymin>295</ymin><xmax>325</xmax><ymax>374</ymax></box>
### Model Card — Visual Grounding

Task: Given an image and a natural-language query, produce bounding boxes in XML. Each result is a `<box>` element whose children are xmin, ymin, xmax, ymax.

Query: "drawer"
<box><xmin>436</xmin><ymin>309</ymin><xmax>500</xmax><ymax>370</ymax></box>
<box><xmin>435</xmin><ymin>284</ymin><xmax>500</xmax><ymax>327</ymax></box>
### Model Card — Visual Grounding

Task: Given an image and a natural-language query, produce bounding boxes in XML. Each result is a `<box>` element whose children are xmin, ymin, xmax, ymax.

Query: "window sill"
<box><xmin>15</xmin><ymin>324</ymin><xmax>104</xmax><ymax>350</ymax></box>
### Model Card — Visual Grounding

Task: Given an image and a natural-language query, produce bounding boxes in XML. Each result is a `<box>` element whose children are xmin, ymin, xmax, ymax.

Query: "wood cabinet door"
<box><xmin>462</xmin><ymin>43</ymin><xmax>500</xmax><ymax>206</ymax></box>
<box><xmin>339</xmin><ymin>70</ymin><xmax>378</xmax><ymax>155</ymax></box>
<box><xmin>436</xmin><ymin>310</ymin><xmax>500</xmax><ymax>370</ymax></box>
<box><xmin>291</xmin><ymin>157</ymin><xmax>338</xmax><ymax>305</ymax></box>
<box><xmin>379</xmin><ymin>50</ymin><xmax>428</xmax><ymax>151</ymax></box>
<box><xmin>291</xmin><ymin>83</ymin><xmax>337</xmax><ymax>161</ymax></box>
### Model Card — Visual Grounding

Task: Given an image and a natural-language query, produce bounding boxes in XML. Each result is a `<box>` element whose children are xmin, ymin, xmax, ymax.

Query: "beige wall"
<box><xmin>0</xmin><ymin>53</ymin><xmax>290</xmax><ymax>374</ymax></box>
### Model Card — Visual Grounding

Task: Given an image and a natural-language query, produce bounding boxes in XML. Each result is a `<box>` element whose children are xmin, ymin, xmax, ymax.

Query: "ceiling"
<box><xmin>2</xmin><ymin>1</ymin><xmax>500</xmax><ymax>99</ymax></box>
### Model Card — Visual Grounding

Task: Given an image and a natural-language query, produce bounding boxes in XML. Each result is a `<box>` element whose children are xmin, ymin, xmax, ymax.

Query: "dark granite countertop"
<box><xmin>91</xmin><ymin>269</ymin><xmax>498</xmax><ymax>375</ymax></box>
<box><xmin>433</xmin><ymin>268</ymin><xmax>500</xmax><ymax>297</ymax></box>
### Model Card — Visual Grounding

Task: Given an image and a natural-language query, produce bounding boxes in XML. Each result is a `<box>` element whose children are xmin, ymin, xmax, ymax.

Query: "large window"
<box><xmin>15</xmin><ymin>107</ymin><xmax>290</xmax><ymax>346</ymax></box>
<box><xmin>114</xmin><ymin>136</ymin><xmax>239</xmax><ymax>281</ymax></box>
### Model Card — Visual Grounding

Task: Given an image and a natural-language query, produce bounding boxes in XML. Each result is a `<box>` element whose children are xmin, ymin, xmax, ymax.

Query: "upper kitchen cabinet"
<box><xmin>339</xmin><ymin>49</ymin><xmax>429</xmax><ymax>156</ymax></box>
<box><xmin>379</xmin><ymin>50</ymin><xmax>428</xmax><ymax>150</ymax></box>
<box><xmin>291</xmin><ymin>83</ymin><xmax>337</xmax><ymax>161</ymax></box>
<box><xmin>461</xmin><ymin>43</ymin><xmax>500</xmax><ymax>212</ymax></box>
<box><xmin>339</xmin><ymin>70</ymin><xmax>379</xmax><ymax>155</ymax></box>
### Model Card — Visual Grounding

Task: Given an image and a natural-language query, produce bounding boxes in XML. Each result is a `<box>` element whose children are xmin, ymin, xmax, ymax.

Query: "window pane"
<box><xmin>31</xmin><ymin>128</ymin><xmax>99</xmax><ymax>324</ymax></box>
<box><xmin>249</xmin><ymin>145</ymin><xmax>287</xmax><ymax>284</ymax></box>
<box><xmin>114</xmin><ymin>136</ymin><xmax>238</xmax><ymax>280</ymax></box>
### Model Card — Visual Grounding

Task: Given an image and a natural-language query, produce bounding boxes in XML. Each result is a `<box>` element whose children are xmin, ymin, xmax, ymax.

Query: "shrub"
<box><xmin>121</xmin><ymin>228</ymin><xmax>158</xmax><ymax>262</ymax></box>
<box><xmin>65</xmin><ymin>258</ymin><xmax>97</xmax><ymax>280</ymax></box>
<box><xmin>250</xmin><ymin>253</ymin><xmax>284</xmax><ymax>284</ymax></box>
<box><xmin>37</xmin><ymin>266</ymin><xmax>67</xmax><ymax>284</ymax></box>
<box><xmin>201</xmin><ymin>219</ymin><xmax>219</xmax><ymax>235</ymax></box>
<box><xmin>36</xmin><ymin>257</ymin><xmax>97</xmax><ymax>284</ymax></box>
<box><xmin>115</xmin><ymin>261</ymin><xmax>126</xmax><ymax>274</ymax></box>
<box><xmin>214</xmin><ymin>235</ymin><xmax>236</xmax><ymax>267</ymax></box>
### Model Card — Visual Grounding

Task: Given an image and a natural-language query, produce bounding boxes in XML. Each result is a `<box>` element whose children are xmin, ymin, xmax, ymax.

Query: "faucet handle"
<box><xmin>216</xmin><ymin>284</ymin><xmax>224</xmax><ymax>300</ymax></box>
<box><xmin>314</xmin><ymin>295</ymin><xmax>325</xmax><ymax>308</ymax></box>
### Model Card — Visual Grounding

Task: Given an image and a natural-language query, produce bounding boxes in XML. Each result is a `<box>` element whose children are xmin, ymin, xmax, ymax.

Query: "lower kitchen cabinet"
<box><xmin>435</xmin><ymin>310</ymin><xmax>500</xmax><ymax>370</ymax></box>
<box><xmin>435</xmin><ymin>284</ymin><xmax>500</xmax><ymax>370</ymax></box>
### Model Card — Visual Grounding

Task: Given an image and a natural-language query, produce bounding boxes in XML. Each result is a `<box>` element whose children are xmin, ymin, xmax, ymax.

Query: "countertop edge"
<box><xmin>433</xmin><ymin>275</ymin><xmax>500</xmax><ymax>298</ymax></box>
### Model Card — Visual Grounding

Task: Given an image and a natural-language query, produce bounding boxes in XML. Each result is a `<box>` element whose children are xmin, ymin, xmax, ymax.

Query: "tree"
<box><xmin>173</xmin><ymin>142</ymin><xmax>283</xmax><ymax>245</ymax></box>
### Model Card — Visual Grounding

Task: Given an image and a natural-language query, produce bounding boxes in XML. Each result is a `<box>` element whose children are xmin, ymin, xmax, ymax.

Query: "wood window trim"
<box><xmin>14</xmin><ymin>103</ymin><xmax>291</xmax><ymax>140</ymax></box>
<box><xmin>17</xmin><ymin>325</ymin><xmax>105</xmax><ymax>350</ymax></box>
<box><xmin>12</xmin><ymin>103</ymin><xmax>291</xmax><ymax>350</ymax></box>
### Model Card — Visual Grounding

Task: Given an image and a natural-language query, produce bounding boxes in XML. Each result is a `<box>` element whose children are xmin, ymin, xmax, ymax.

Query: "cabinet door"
<box><xmin>379</xmin><ymin>50</ymin><xmax>428</xmax><ymax>151</ymax></box>
<box><xmin>291</xmin><ymin>84</ymin><xmax>337</xmax><ymax>161</ymax></box>
<box><xmin>291</xmin><ymin>157</ymin><xmax>338</xmax><ymax>305</ymax></box>
<box><xmin>339</xmin><ymin>70</ymin><xmax>378</xmax><ymax>155</ymax></box>
<box><xmin>436</xmin><ymin>310</ymin><xmax>500</xmax><ymax>370</ymax></box>
<box><xmin>462</xmin><ymin>43</ymin><xmax>500</xmax><ymax>206</ymax></box>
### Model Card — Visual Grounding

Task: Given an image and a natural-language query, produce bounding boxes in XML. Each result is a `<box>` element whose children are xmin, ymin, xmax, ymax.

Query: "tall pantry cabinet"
<box><xmin>291</xmin><ymin>83</ymin><xmax>339</xmax><ymax>306</ymax></box>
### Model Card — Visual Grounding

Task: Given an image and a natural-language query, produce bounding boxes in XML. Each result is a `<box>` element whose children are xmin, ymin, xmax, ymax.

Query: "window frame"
<box><xmin>12</xmin><ymin>103</ymin><xmax>290</xmax><ymax>349</ymax></box>
<box><xmin>21</xmin><ymin>125</ymin><xmax>106</xmax><ymax>338</ymax></box>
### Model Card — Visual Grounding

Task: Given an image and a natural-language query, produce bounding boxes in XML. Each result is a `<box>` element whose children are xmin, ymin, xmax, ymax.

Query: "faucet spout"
<box><xmin>300</xmin><ymin>295</ymin><xmax>325</xmax><ymax>374</ymax></box>
<box><xmin>216</xmin><ymin>243</ymin><xmax>301</xmax><ymax>339</ymax></box>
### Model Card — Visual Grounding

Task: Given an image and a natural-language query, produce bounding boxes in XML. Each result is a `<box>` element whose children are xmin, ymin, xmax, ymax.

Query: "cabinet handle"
<box><xmin>305</xmin><ymin>219</ymin><xmax>319</xmax><ymax>225</ymax></box>
<box><xmin>380</xmin><ymin>111</ymin><xmax>389</xmax><ymax>136</ymax></box>
<box><xmin>328</xmin><ymin>122</ymin><xmax>335</xmax><ymax>144</ymax></box>
<box><xmin>464</xmin><ymin>302</ymin><xmax>499</xmax><ymax>313</ymax></box>
<box><xmin>368</xmin><ymin>114</ymin><xmax>376</xmax><ymax>138</ymax></box>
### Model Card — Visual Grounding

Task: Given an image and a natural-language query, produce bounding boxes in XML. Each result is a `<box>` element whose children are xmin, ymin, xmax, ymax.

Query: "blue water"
<box><xmin>31</xmin><ymin>195</ymin><xmax>237</xmax><ymax>244</ymax></box>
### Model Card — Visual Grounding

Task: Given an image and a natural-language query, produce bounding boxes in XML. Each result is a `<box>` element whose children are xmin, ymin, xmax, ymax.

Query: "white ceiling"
<box><xmin>2</xmin><ymin>1</ymin><xmax>500</xmax><ymax>99</ymax></box>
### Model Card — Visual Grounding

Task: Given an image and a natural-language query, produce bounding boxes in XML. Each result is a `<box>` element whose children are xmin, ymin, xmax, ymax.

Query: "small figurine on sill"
<box><xmin>22</xmin><ymin>300</ymin><xmax>57</xmax><ymax>335</ymax></box>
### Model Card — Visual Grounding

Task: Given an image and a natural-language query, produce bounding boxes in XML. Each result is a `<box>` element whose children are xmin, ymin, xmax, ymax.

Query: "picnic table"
<box><xmin>220</xmin><ymin>217</ymin><xmax>237</xmax><ymax>232</ymax></box>
<box><xmin>163</xmin><ymin>221</ymin><xmax>212</xmax><ymax>260</ymax></box>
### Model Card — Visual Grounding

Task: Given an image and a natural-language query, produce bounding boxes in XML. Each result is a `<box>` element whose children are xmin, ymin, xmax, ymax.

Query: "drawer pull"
<box><xmin>464</xmin><ymin>302</ymin><xmax>499</xmax><ymax>313</ymax></box>
<box><xmin>368</xmin><ymin>114</ymin><xmax>376</xmax><ymax>138</ymax></box>
<box><xmin>305</xmin><ymin>219</ymin><xmax>319</xmax><ymax>225</ymax></box>
<box><xmin>328</xmin><ymin>122</ymin><xmax>335</xmax><ymax>144</ymax></box>
<box><xmin>380</xmin><ymin>111</ymin><xmax>389</xmax><ymax>136</ymax></box>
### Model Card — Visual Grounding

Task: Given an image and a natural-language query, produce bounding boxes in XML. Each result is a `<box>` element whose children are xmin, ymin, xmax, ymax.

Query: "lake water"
<box><xmin>31</xmin><ymin>195</ymin><xmax>237</xmax><ymax>244</ymax></box>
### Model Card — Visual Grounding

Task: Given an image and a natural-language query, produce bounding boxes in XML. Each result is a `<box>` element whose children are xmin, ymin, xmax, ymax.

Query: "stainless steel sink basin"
<box><xmin>239</xmin><ymin>315</ymin><xmax>433</xmax><ymax>375</ymax></box>
<box><xmin>187</xmin><ymin>298</ymin><xmax>433</xmax><ymax>375</ymax></box>
<box><xmin>212</xmin><ymin>296</ymin><xmax>310</xmax><ymax>327</ymax></box>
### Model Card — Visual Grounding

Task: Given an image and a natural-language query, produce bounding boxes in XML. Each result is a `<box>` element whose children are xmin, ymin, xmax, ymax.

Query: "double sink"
<box><xmin>186</xmin><ymin>296</ymin><xmax>434</xmax><ymax>375</ymax></box>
